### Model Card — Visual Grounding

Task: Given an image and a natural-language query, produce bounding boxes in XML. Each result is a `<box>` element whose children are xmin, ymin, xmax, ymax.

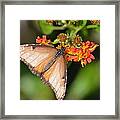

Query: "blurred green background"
<box><xmin>20</xmin><ymin>20</ymin><xmax>100</xmax><ymax>100</ymax></box>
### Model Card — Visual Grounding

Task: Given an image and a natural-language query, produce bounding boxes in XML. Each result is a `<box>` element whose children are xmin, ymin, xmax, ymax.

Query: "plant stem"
<box><xmin>86</xmin><ymin>25</ymin><xmax>98</xmax><ymax>29</ymax></box>
<box><xmin>53</xmin><ymin>24</ymin><xmax>67</xmax><ymax>30</ymax></box>
<box><xmin>70</xmin><ymin>20</ymin><xmax>87</xmax><ymax>38</ymax></box>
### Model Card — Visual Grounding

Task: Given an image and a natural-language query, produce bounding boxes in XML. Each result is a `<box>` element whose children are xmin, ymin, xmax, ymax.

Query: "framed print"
<box><xmin>0</xmin><ymin>0</ymin><xmax>119</xmax><ymax>119</ymax></box>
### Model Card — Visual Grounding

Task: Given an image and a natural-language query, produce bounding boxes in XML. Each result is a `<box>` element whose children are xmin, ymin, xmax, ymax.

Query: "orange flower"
<box><xmin>36</xmin><ymin>35</ymin><xmax>51</xmax><ymax>45</ymax></box>
<box><xmin>65</xmin><ymin>55</ymin><xmax>79</xmax><ymax>62</ymax></box>
<box><xmin>65</xmin><ymin>47</ymin><xmax>77</xmax><ymax>54</ymax></box>
<box><xmin>65</xmin><ymin>41</ymin><xmax>99</xmax><ymax>67</ymax></box>
<box><xmin>81</xmin><ymin>59</ymin><xmax>87</xmax><ymax>67</ymax></box>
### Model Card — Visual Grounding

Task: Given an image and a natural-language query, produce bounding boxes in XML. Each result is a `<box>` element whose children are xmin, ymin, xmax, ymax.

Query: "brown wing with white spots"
<box><xmin>42</xmin><ymin>55</ymin><xmax>67</xmax><ymax>100</ymax></box>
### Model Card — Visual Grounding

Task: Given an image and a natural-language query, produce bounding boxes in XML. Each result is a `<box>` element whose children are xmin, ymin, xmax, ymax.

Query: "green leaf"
<box><xmin>78</xmin><ymin>20</ymin><xmax>87</xmax><ymax>31</ymax></box>
<box><xmin>81</xmin><ymin>27</ymin><xmax>88</xmax><ymax>38</ymax></box>
<box><xmin>95</xmin><ymin>26</ymin><xmax>100</xmax><ymax>32</ymax></box>
<box><xmin>81</xmin><ymin>20</ymin><xmax>87</xmax><ymax>27</ymax></box>
<box><xmin>38</xmin><ymin>20</ymin><xmax>55</xmax><ymax>35</ymax></box>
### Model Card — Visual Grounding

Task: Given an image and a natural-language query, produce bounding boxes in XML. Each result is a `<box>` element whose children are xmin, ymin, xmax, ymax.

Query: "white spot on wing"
<box><xmin>30</xmin><ymin>46</ymin><xmax>33</xmax><ymax>50</ymax></box>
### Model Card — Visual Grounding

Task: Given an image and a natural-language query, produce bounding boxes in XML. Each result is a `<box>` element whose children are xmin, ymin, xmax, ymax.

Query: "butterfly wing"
<box><xmin>41</xmin><ymin>55</ymin><xmax>67</xmax><ymax>100</ymax></box>
<box><xmin>20</xmin><ymin>44</ymin><xmax>57</xmax><ymax>73</ymax></box>
<box><xmin>20</xmin><ymin>44</ymin><xmax>67</xmax><ymax>100</ymax></box>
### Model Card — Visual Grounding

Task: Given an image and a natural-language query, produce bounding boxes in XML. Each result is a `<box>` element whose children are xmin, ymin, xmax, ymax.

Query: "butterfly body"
<box><xmin>42</xmin><ymin>47</ymin><xmax>66</xmax><ymax>73</ymax></box>
<box><xmin>20</xmin><ymin>44</ymin><xmax>67</xmax><ymax>100</ymax></box>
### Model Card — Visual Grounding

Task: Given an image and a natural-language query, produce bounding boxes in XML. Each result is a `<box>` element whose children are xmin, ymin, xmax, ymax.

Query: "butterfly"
<box><xmin>20</xmin><ymin>44</ymin><xmax>67</xmax><ymax>100</ymax></box>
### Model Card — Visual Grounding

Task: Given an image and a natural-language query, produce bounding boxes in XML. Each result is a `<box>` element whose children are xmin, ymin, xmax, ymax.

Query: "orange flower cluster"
<box><xmin>57</xmin><ymin>33</ymin><xmax>68</xmax><ymax>42</ymax></box>
<box><xmin>36</xmin><ymin>35</ymin><xmax>51</xmax><ymax>45</ymax></box>
<box><xmin>65</xmin><ymin>41</ymin><xmax>99</xmax><ymax>67</ymax></box>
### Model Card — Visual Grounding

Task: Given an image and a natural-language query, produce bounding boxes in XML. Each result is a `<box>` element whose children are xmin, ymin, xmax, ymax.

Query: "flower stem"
<box><xmin>86</xmin><ymin>25</ymin><xmax>98</xmax><ymax>29</ymax></box>
<box><xmin>70</xmin><ymin>20</ymin><xmax>87</xmax><ymax>38</ymax></box>
<box><xmin>53</xmin><ymin>25</ymin><xmax>67</xmax><ymax>30</ymax></box>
